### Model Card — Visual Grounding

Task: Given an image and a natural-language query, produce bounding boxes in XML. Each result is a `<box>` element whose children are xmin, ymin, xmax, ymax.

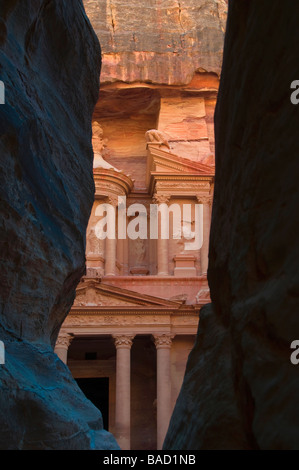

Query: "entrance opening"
<box><xmin>76</xmin><ymin>377</ymin><xmax>109</xmax><ymax>430</ymax></box>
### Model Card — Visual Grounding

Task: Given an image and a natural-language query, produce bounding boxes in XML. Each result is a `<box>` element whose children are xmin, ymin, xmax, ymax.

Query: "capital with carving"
<box><xmin>55</xmin><ymin>332</ymin><xmax>74</xmax><ymax>349</ymax></box>
<box><xmin>153</xmin><ymin>194</ymin><xmax>170</xmax><ymax>205</ymax></box>
<box><xmin>106</xmin><ymin>195</ymin><xmax>120</xmax><ymax>207</ymax></box>
<box><xmin>196</xmin><ymin>194</ymin><xmax>212</xmax><ymax>206</ymax></box>
<box><xmin>152</xmin><ymin>333</ymin><xmax>175</xmax><ymax>349</ymax></box>
<box><xmin>113</xmin><ymin>334</ymin><xmax>135</xmax><ymax>349</ymax></box>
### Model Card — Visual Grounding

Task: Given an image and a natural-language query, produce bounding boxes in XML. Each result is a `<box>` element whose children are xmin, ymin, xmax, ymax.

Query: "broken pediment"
<box><xmin>146</xmin><ymin>144</ymin><xmax>214</xmax><ymax>192</ymax></box>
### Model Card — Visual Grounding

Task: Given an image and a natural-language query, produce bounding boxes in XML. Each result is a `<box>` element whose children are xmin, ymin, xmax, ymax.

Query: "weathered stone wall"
<box><xmin>0</xmin><ymin>0</ymin><xmax>118</xmax><ymax>449</ymax></box>
<box><xmin>85</xmin><ymin>1</ymin><xmax>226</xmax><ymax>190</ymax></box>
<box><xmin>164</xmin><ymin>0</ymin><xmax>299</xmax><ymax>449</ymax></box>
<box><xmin>84</xmin><ymin>0</ymin><xmax>227</xmax><ymax>84</ymax></box>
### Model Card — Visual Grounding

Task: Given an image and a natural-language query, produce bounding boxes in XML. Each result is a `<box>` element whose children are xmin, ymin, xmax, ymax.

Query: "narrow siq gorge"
<box><xmin>0</xmin><ymin>0</ymin><xmax>299</xmax><ymax>451</ymax></box>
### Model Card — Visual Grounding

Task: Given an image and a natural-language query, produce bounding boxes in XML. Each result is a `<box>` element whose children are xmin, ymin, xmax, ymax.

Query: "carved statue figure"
<box><xmin>133</xmin><ymin>238</ymin><xmax>146</xmax><ymax>265</ymax></box>
<box><xmin>92</xmin><ymin>121</ymin><xmax>122</xmax><ymax>172</ymax></box>
<box><xmin>86</xmin><ymin>228</ymin><xmax>101</xmax><ymax>254</ymax></box>
<box><xmin>145</xmin><ymin>129</ymin><xmax>170</xmax><ymax>149</ymax></box>
<box><xmin>196</xmin><ymin>288</ymin><xmax>211</xmax><ymax>302</ymax></box>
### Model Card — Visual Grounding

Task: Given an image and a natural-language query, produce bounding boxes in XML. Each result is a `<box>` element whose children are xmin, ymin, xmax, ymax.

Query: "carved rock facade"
<box><xmin>55</xmin><ymin>0</ymin><xmax>227</xmax><ymax>451</ymax></box>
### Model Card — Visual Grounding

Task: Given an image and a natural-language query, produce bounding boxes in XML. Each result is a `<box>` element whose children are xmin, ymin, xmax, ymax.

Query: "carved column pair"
<box><xmin>112</xmin><ymin>333</ymin><xmax>174</xmax><ymax>451</ymax></box>
<box><xmin>153</xmin><ymin>193</ymin><xmax>212</xmax><ymax>276</ymax></box>
<box><xmin>55</xmin><ymin>331</ymin><xmax>174</xmax><ymax>451</ymax></box>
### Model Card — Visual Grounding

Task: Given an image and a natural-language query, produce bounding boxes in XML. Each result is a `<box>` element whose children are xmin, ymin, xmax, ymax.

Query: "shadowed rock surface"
<box><xmin>84</xmin><ymin>0</ymin><xmax>227</xmax><ymax>84</ymax></box>
<box><xmin>164</xmin><ymin>0</ymin><xmax>299</xmax><ymax>449</ymax></box>
<box><xmin>0</xmin><ymin>0</ymin><xmax>118</xmax><ymax>449</ymax></box>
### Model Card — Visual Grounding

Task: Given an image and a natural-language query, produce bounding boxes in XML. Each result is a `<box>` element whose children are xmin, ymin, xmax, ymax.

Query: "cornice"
<box><xmin>69</xmin><ymin>307</ymin><xmax>201</xmax><ymax>316</ymax></box>
<box><xmin>93</xmin><ymin>168</ymin><xmax>134</xmax><ymax>195</ymax></box>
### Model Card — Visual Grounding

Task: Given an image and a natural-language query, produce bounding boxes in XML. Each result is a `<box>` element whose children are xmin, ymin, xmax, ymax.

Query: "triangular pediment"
<box><xmin>147</xmin><ymin>144</ymin><xmax>214</xmax><ymax>176</ymax></box>
<box><xmin>73</xmin><ymin>278</ymin><xmax>184</xmax><ymax>308</ymax></box>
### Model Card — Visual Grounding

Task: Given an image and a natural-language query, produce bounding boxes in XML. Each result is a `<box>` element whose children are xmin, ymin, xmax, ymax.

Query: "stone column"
<box><xmin>117</xmin><ymin>195</ymin><xmax>127</xmax><ymax>275</ymax></box>
<box><xmin>123</xmin><ymin>236</ymin><xmax>129</xmax><ymax>275</ymax></box>
<box><xmin>153</xmin><ymin>194</ymin><xmax>170</xmax><ymax>276</ymax></box>
<box><xmin>197</xmin><ymin>195</ymin><xmax>212</xmax><ymax>275</ymax></box>
<box><xmin>148</xmin><ymin>209</ymin><xmax>155</xmax><ymax>275</ymax></box>
<box><xmin>153</xmin><ymin>333</ymin><xmax>175</xmax><ymax>450</ymax></box>
<box><xmin>54</xmin><ymin>332</ymin><xmax>74</xmax><ymax>364</ymax></box>
<box><xmin>105</xmin><ymin>196</ymin><xmax>118</xmax><ymax>276</ymax></box>
<box><xmin>113</xmin><ymin>334</ymin><xmax>135</xmax><ymax>450</ymax></box>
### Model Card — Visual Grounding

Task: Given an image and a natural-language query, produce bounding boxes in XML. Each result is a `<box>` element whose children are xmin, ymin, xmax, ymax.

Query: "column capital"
<box><xmin>153</xmin><ymin>333</ymin><xmax>175</xmax><ymax>349</ymax></box>
<box><xmin>106</xmin><ymin>195</ymin><xmax>120</xmax><ymax>207</ymax></box>
<box><xmin>113</xmin><ymin>334</ymin><xmax>135</xmax><ymax>349</ymax></box>
<box><xmin>55</xmin><ymin>332</ymin><xmax>74</xmax><ymax>349</ymax></box>
<box><xmin>153</xmin><ymin>194</ymin><xmax>170</xmax><ymax>205</ymax></box>
<box><xmin>196</xmin><ymin>194</ymin><xmax>212</xmax><ymax>205</ymax></box>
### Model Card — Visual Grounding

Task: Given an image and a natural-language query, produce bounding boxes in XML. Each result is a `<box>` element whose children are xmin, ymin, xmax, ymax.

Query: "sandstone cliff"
<box><xmin>164</xmin><ymin>0</ymin><xmax>299</xmax><ymax>449</ymax></box>
<box><xmin>0</xmin><ymin>0</ymin><xmax>118</xmax><ymax>449</ymax></box>
<box><xmin>84</xmin><ymin>0</ymin><xmax>227</xmax><ymax>84</ymax></box>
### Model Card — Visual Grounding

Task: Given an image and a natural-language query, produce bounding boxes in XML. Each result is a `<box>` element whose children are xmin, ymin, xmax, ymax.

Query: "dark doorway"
<box><xmin>76</xmin><ymin>377</ymin><xmax>109</xmax><ymax>430</ymax></box>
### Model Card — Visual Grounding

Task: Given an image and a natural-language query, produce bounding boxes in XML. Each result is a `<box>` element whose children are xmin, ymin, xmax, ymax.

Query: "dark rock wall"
<box><xmin>164</xmin><ymin>0</ymin><xmax>299</xmax><ymax>449</ymax></box>
<box><xmin>0</xmin><ymin>0</ymin><xmax>118</xmax><ymax>449</ymax></box>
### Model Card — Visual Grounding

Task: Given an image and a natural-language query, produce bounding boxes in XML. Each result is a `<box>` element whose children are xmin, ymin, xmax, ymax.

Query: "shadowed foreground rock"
<box><xmin>0</xmin><ymin>0</ymin><xmax>118</xmax><ymax>449</ymax></box>
<box><xmin>164</xmin><ymin>0</ymin><xmax>299</xmax><ymax>450</ymax></box>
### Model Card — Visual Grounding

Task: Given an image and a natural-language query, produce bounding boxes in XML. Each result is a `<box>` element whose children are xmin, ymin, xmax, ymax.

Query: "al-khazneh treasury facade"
<box><xmin>54</xmin><ymin>0</ymin><xmax>226</xmax><ymax>451</ymax></box>
<box><xmin>55</xmin><ymin>76</ymin><xmax>217</xmax><ymax>450</ymax></box>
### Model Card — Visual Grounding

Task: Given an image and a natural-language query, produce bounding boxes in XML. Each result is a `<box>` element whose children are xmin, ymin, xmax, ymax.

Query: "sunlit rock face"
<box><xmin>84</xmin><ymin>0</ymin><xmax>227</xmax><ymax>84</ymax></box>
<box><xmin>0</xmin><ymin>0</ymin><xmax>118</xmax><ymax>449</ymax></box>
<box><xmin>164</xmin><ymin>0</ymin><xmax>299</xmax><ymax>450</ymax></box>
<box><xmin>84</xmin><ymin>1</ymin><xmax>228</xmax><ymax>178</ymax></box>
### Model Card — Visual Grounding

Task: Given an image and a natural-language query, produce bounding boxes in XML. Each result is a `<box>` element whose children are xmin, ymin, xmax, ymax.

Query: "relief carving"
<box><xmin>145</xmin><ymin>129</ymin><xmax>170</xmax><ymax>149</ymax></box>
<box><xmin>73</xmin><ymin>289</ymin><xmax>137</xmax><ymax>307</ymax></box>
<box><xmin>86</xmin><ymin>228</ymin><xmax>104</xmax><ymax>255</ymax></box>
<box><xmin>132</xmin><ymin>238</ymin><xmax>146</xmax><ymax>265</ymax></box>
<box><xmin>92</xmin><ymin>121</ymin><xmax>122</xmax><ymax>172</ymax></box>
<box><xmin>196</xmin><ymin>287</ymin><xmax>211</xmax><ymax>302</ymax></box>
<box><xmin>113</xmin><ymin>334</ymin><xmax>135</xmax><ymax>348</ymax></box>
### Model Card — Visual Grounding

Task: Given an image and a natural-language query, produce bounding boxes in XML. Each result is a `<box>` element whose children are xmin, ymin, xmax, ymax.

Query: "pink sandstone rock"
<box><xmin>84</xmin><ymin>0</ymin><xmax>228</xmax><ymax>85</ymax></box>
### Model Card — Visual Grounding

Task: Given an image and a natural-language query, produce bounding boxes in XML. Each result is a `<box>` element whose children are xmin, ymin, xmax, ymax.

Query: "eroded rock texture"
<box><xmin>84</xmin><ymin>0</ymin><xmax>227</xmax><ymax>84</ymax></box>
<box><xmin>164</xmin><ymin>0</ymin><xmax>299</xmax><ymax>449</ymax></box>
<box><xmin>0</xmin><ymin>0</ymin><xmax>118</xmax><ymax>449</ymax></box>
